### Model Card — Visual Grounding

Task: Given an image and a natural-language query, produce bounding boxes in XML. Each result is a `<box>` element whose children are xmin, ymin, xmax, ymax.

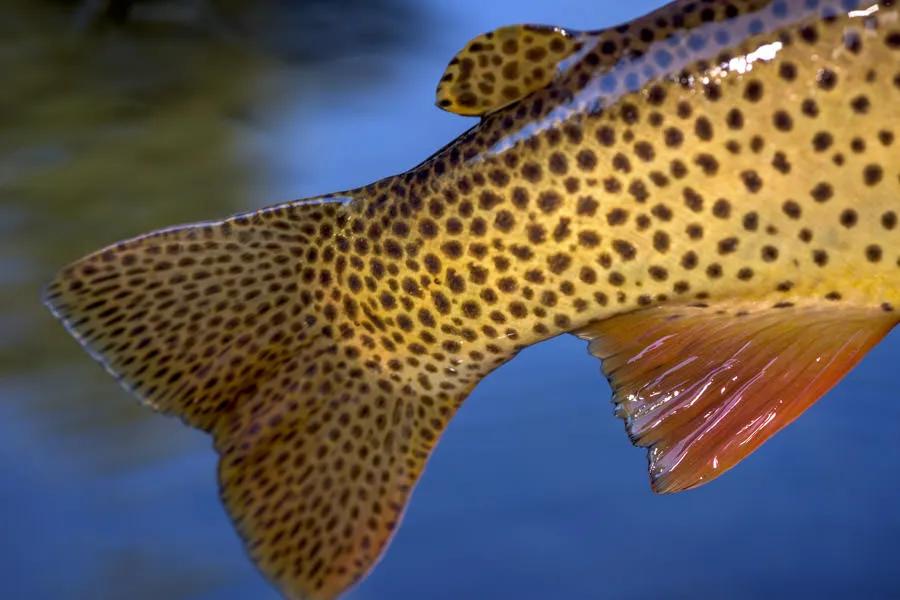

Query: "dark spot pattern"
<box><xmin>41</xmin><ymin>2</ymin><xmax>900</xmax><ymax>598</ymax></box>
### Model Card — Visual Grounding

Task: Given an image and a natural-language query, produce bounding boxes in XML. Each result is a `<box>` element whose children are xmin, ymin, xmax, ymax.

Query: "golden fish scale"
<box><xmin>408</xmin><ymin>4</ymin><xmax>900</xmax><ymax>352</ymax></box>
<box><xmin>43</xmin><ymin>1</ymin><xmax>899</xmax><ymax>598</ymax></box>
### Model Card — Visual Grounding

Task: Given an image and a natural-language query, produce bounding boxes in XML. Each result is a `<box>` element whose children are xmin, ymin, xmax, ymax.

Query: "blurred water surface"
<box><xmin>3</xmin><ymin>1</ymin><xmax>899</xmax><ymax>598</ymax></box>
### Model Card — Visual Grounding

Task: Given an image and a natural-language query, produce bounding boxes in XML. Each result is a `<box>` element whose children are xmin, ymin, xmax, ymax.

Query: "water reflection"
<box><xmin>5</xmin><ymin>0</ymin><xmax>899</xmax><ymax>599</ymax></box>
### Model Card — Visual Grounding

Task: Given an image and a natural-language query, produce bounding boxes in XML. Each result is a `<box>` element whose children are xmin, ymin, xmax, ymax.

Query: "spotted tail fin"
<box><xmin>43</xmin><ymin>197</ymin><xmax>485</xmax><ymax>599</ymax></box>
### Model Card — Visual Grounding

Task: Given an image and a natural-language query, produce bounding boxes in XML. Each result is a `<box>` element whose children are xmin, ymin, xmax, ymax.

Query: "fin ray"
<box><xmin>576</xmin><ymin>304</ymin><xmax>896</xmax><ymax>493</ymax></box>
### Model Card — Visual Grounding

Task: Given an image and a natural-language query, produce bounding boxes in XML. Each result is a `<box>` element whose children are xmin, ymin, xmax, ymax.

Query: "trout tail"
<box><xmin>43</xmin><ymin>197</ymin><xmax>486</xmax><ymax>599</ymax></box>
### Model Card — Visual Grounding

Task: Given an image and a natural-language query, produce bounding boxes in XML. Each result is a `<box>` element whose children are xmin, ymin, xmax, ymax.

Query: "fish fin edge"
<box><xmin>575</xmin><ymin>303</ymin><xmax>897</xmax><ymax>493</ymax></box>
<box><xmin>435</xmin><ymin>24</ymin><xmax>583</xmax><ymax>116</ymax></box>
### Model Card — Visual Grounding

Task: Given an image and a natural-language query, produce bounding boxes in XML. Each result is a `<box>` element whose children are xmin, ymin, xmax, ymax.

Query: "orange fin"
<box><xmin>575</xmin><ymin>304</ymin><xmax>896</xmax><ymax>493</ymax></box>
<box><xmin>435</xmin><ymin>24</ymin><xmax>584</xmax><ymax>116</ymax></box>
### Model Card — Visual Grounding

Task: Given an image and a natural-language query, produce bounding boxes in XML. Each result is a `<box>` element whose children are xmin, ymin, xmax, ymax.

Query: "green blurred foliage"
<box><xmin>0</xmin><ymin>0</ymin><xmax>420</xmax><ymax>465</ymax></box>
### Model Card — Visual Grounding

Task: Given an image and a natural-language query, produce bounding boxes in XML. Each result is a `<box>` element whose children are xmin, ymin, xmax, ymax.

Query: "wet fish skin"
<box><xmin>44</xmin><ymin>1</ymin><xmax>899</xmax><ymax>598</ymax></box>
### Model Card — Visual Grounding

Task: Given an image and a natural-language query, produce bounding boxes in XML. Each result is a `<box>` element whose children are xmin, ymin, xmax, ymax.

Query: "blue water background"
<box><xmin>3</xmin><ymin>1</ymin><xmax>899</xmax><ymax>598</ymax></box>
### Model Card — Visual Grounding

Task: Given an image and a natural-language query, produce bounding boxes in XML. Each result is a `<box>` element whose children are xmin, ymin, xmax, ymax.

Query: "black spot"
<box><xmin>576</xmin><ymin>196</ymin><xmax>598</xmax><ymax>216</ymax></box>
<box><xmin>817</xmin><ymin>68</ymin><xmax>837</xmax><ymax>90</ymax></box>
<box><xmin>604</xmin><ymin>177</ymin><xmax>622</xmax><ymax>194</ymax></box>
<box><xmin>799</xmin><ymin>25</ymin><xmax>819</xmax><ymax>44</ymax></box>
<box><xmin>494</xmin><ymin>210</ymin><xmax>516</xmax><ymax>232</ymax></box>
<box><xmin>647</xmin><ymin>85</ymin><xmax>667</xmax><ymax>105</ymax></box>
<box><xmin>863</xmin><ymin>164</ymin><xmax>883</xmax><ymax>186</ymax></box>
<box><xmin>737</xmin><ymin>267</ymin><xmax>754</xmax><ymax>281</ymax></box>
<box><xmin>628</xmin><ymin>180</ymin><xmax>649</xmax><ymax>202</ymax></box>
<box><xmin>650</xmin><ymin>204</ymin><xmax>672</xmax><ymax>221</ymax></box>
<box><xmin>712</xmin><ymin>198</ymin><xmax>731</xmax><ymax>218</ymax></box>
<box><xmin>596</xmin><ymin>126</ymin><xmax>616</xmax><ymax>147</ymax></box>
<box><xmin>810</xmin><ymin>182</ymin><xmax>833</xmax><ymax>202</ymax></box>
<box><xmin>812</xmin><ymin>131</ymin><xmax>833</xmax><ymax>152</ymax></box>
<box><xmin>801</xmin><ymin>98</ymin><xmax>819</xmax><ymax>118</ymax></box>
<box><xmin>538</xmin><ymin>191</ymin><xmax>562</xmax><ymax>213</ymax></box>
<box><xmin>844</xmin><ymin>30</ymin><xmax>862</xmax><ymax>54</ymax></box>
<box><xmin>839</xmin><ymin>208</ymin><xmax>858</xmax><ymax>228</ymax></box>
<box><xmin>621</xmin><ymin>103</ymin><xmax>640</xmax><ymax>124</ymax></box>
<box><xmin>522</xmin><ymin>162</ymin><xmax>542</xmax><ymax>183</ymax></box>
<box><xmin>694</xmin><ymin>153</ymin><xmax>719</xmax><ymax>175</ymax></box>
<box><xmin>577</xmin><ymin>230</ymin><xmax>600</xmax><ymax>248</ymax></box>
<box><xmin>782</xmin><ymin>200</ymin><xmax>801</xmax><ymax>220</ymax></box>
<box><xmin>778</xmin><ymin>62</ymin><xmax>797</xmax><ymax>82</ymax></box>
<box><xmin>634</xmin><ymin>141</ymin><xmax>655</xmax><ymax>162</ymax></box>
<box><xmin>479</xmin><ymin>190</ymin><xmax>503</xmax><ymax>210</ymax></box>
<box><xmin>887</xmin><ymin>31</ymin><xmax>900</xmax><ymax>49</ymax></box>
<box><xmin>576</xmin><ymin>149</ymin><xmax>597</xmax><ymax>171</ymax></box>
<box><xmin>648</xmin><ymin>266</ymin><xmax>668</xmax><ymax>281</ymax></box>
<box><xmin>548</xmin><ymin>152</ymin><xmax>568</xmax><ymax>175</ymax></box>
<box><xmin>744</xmin><ymin>79</ymin><xmax>764</xmax><ymax>100</ymax></box>
<box><xmin>706</xmin><ymin>263</ymin><xmax>723</xmax><ymax>279</ymax></box>
<box><xmin>704</xmin><ymin>82</ymin><xmax>722</xmax><ymax>101</ymax></box>
<box><xmin>606</xmin><ymin>208</ymin><xmax>628</xmax><ymax>226</ymax></box>
<box><xmin>683</xmin><ymin>187</ymin><xmax>703</xmax><ymax>212</ymax></box>
<box><xmin>694</xmin><ymin>116</ymin><xmax>714</xmax><ymax>141</ymax></box>
<box><xmin>664</xmin><ymin>127</ymin><xmax>684</xmax><ymax>148</ymax></box>
<box><xmin>548</xmin><ymin>253</ymin><xmax>572</xmax><ymax>274</ymax></box>
<box><xmin>740</xmin><ymin>170</ymin><xmax>763</xmax><ymax>193</ymax></box>
<box><xmin>726</xmin><ymin>108</ymin><xmax>744</xmax><ymax>130</ymax></box>
<box><xmin>742</xmin><ymin>212</ymin><xmax>759</xmax><ymax>231</ymax></box>
<box><xmin>612</xmin><ymin>240</ymin><xmax>637</xmax><ymax>261</ymax></box>
<box><xmin>681</xmin><ymin>250</ymin><xmax>698</xmax><ymax>269</ymax></box>
<box><xmin>773</xmin><ymin>110</ymin><xmax>793</xmax><ymax>131</ymax></box>
<box><xmin>718</xmin><ymin>237</ymin><xmax>739</xmax><ymax>254</ymax></box>
<box><xmin>653</xmin><ymin>231</ymin><xmax>670</xmax><ymax>253</ymax></box>
<box><xmin>489</xmin><ymin>169</ymin><xmax>510</xmax><ymax>187</ymax></box>
<box><xmin>865</xmin><ymin>245</ymin><xmax>882</xmax><ymax>262</ymax></box>
<box><xmin>850</xmin><ymin>95</ymin><xmax>871</xmax><ymax>114</ymax></box>
<box><xmin>750</xmin><ymin>136</ymin><xmax>764</xmax><ymax>153</ymax></box>
<box><xmin>612</xmin><ymin>153</ymin><xmax>632</xmax><ymax>173</ymax></box>
<box><xmin>526</xmin><ymin>224</ymin><xmax>546</xmax><ymax>244</ymax></box>
<box><xmin>771</xmin><ymin>152</ymin><xmax>791</xmax><ymax>174</ymax></box>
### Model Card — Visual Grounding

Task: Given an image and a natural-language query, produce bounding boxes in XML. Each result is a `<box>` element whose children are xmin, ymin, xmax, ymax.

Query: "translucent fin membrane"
<box><xmin>576</xmin><ymin>304</ymin><xmax>896</xmax><ymax>493</ymax></box>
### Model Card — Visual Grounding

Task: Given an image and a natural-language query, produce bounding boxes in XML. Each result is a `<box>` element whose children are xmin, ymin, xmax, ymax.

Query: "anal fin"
<box><xmin>575</xmin><ymin>304</ymin><xmax>896</xmax><ymax>493</ymax></box>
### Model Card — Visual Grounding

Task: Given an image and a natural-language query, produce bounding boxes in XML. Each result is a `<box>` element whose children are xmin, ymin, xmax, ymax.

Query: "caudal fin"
<box><xmin>43</xmin><ymin>197</ymin><xmax>486</xmax><ymax>599</ymax></box>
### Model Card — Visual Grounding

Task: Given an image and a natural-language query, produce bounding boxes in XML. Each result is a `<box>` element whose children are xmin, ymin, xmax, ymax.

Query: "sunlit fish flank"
<box><xmin>44</xmin><ymin>0</ymin><xmax>899</xmax><ymax>597</ymax></box>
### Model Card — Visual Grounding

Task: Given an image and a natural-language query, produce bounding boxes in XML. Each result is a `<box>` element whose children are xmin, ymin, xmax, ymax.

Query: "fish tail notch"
<box><xmin>43</xmin><ymin>198</ymin><xmax>483</xmax><ymax>599</ymax></box>
<box><xmin>576</xmin><ymin>302</ymin><xmax>898</xmax><ymax>494</ymax></box>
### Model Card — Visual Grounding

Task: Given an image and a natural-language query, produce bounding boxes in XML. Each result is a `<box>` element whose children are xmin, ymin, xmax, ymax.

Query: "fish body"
<box><xmin>44</xmin><ymin>1</ymin><xmax>899</xmax><ymax>598</ymax></box>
